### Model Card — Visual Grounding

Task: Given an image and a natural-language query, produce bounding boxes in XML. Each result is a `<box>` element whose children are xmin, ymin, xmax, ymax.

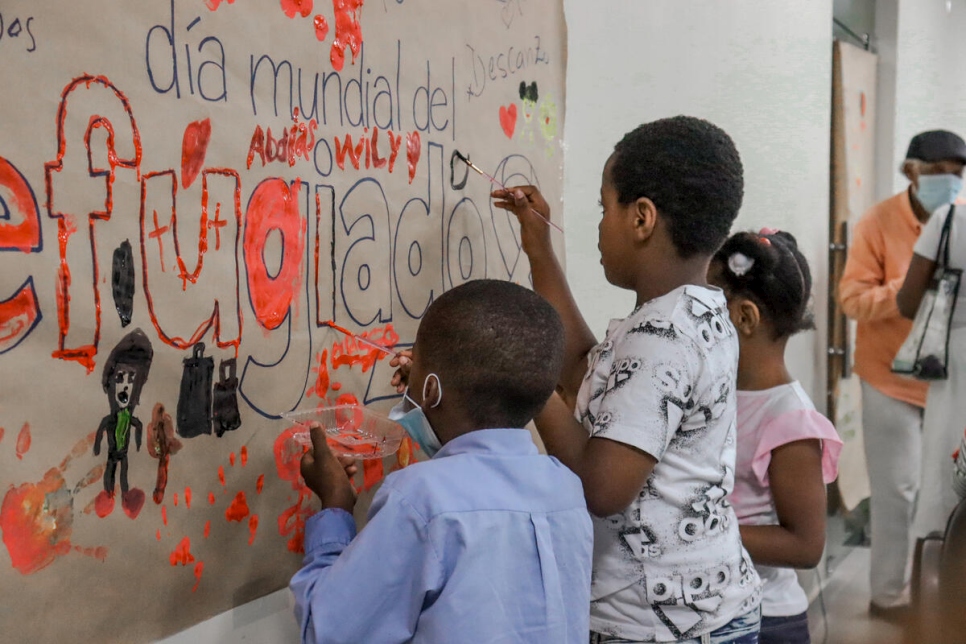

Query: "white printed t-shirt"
<box><xmin>577</xmin><ymin>285</ymin><xmax>762</xmax><ymax>642</ymax></box>
<box><xmin>732</xmin><ymin>382</ymin><xmax>842</xmax><ymax>617</ymax></box>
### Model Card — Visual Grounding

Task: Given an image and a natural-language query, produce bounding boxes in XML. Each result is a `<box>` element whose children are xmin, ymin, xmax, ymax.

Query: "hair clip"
<box><xmin>758</xmin><ymin>227</ymin><xmax>778</xmax><ymax>246</ymax></box>
<box><xmin>728</xmin><ymin>252</ymin><xmax>754</xmax><ymax>277</ymax></box>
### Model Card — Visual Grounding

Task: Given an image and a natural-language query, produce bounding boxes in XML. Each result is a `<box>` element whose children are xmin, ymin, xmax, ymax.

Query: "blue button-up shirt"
<box><xmin>290</xmin><ymin>428</ymin><xmax>593</xmax><ymax>643</ymax></box>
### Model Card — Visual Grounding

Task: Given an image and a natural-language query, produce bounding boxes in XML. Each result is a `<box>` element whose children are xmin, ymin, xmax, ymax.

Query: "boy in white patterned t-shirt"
<box><xmin>493</xmin><ymin>116</ymin><xmax>762</xmax><ymax>643</ymax></box>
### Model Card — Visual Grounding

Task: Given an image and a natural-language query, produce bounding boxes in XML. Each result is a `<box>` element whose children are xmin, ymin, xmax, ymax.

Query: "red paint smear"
<box><xmin>329</xmin><ymin>0</ymin><xmax>364</xmax><ymax>72</ymax></box>
<box><xmin>406</xmin><ymin>131</ymin><xmax>421</xmax><ymax>184</ymax></box>
<box><xmin>274</xmin><ymin>428</ymin><xmax>308</xmax><ymax>488</ymax></box>
<box><xmin>229</xmin><ymin>452</ymin><xmax>236</xmax><ymax>467</ymax></box>
<box><xmin>204</xmin><ymin>520</ymin><xmax>211</xmax><ymax>539</ymax></box>
<box><xmin>243</xmin><ymin>178</ymin><xmax>306</xmax><ymax>330</ymax></box>
<box><xmin>363</xmin><ymin>458</ymin><xmax>384</xmax><ymax>491</ymax></box>
<box><xmin>156</xmin><ymin>529</ymin><xmax>161</xmax><ymax>541</ymax></box>
<box><xmin>307</xmin><ymin>349</ymin><xmax>330</xmax><ymax>397</ymax></box>
<box><xmin>336</xmin><ymin>393</ymin><xmax>360</xmax><ymax>407</ymax></box>
<box><xmin>329</xmin><ymin>324</ymin><xmax>398</xmax><ymax>374</ymax></box>
<box><xmin>281</xmin><ymin>0</ymin><xmax>313</xmax><ymax>18</ymax></box>
<box><xmin>218</xmin><ymin>465</ymin><xmax>226</xmax><ymax>487</ymax></box>
<box><xmin>314</xmin><ymin>14</ymin><xmax>329</xmax><ymax>40</ymax></box>
<box><xmin>499</xmin><ymin>104</ymin><xmax>517</xmax><ymax>139</ymax></box>
<box><xmin>75</xmin><ymin>465</ymin><xmax>105</xmax><ymax>493</ymax></box>
<box><xmin>0</xmin><ymin>155</ymin><xmax>42</xmax><ymax>251</ymax></box>
<box><xmin>0</xmin><ymin>468</ymin><xmax>73</xmax><ymax>574</ymax></box>
<box><xmin>181</xmin><ymin>118</ymin><xmax>211</xmax><ymax>189</ymax></box>
<box><xmin>192</xmin><ymin>561</ymin><xmax>204</xmax><ymax>592</ymax></box>
<box><xmin>61</xmin><ymin>431</ymin><xmax>95</xmax><ymax>471</ymax></box>
<box><xmin>277</xmin><ymin>491</ymin><xmax>313</xmax><ymax>554</ymax></box>
<box><xmin>73</xmin><ymin>545</ymin><xmax>107</xmax><ymax>561</ymax></box>
<box><xmin>15</xmin><ymin>423</ymin><xmax>31</xmax><ymax>460</ymax></box>
<box><xmin>173</xmin><ymin>493</ymin><xmax>179</xmax><ymax>507</ymax></box>
<box><xmin>170</xmin><ymin>536</ymin><xmax>194</xmax><ymax>566</ymax></box>
<box><xmin>0</xmin><ymin>155</ymin><xmax>43</xmax><ymax>354</ymax></box>
<box><xmin>248</xmin><ymin>514</ymin><xmax>259</xmax><ymax>545</ymax></box>
<box><xmin>162</xmin><ymin>505</ymin><xmax>168</xmax><ymax>526</ymax></box>
<box><xmin>0</xmin><ymin>282</ymin><xmax>41</xmax><ymax>355</ymax></box>
<box><xmin>208</xmin><ymin>492</ymin><xmax>216</xmax><ymax>506</ymax></box>
<box><xmin>205</xmin><ymin>0</ymin><xmax>235</xmax><ymax>9</ymax></box>
<box><xmin>225</xmin><ymin>491</ymin><xmax>250</xmax><ymax>522</ymax></box>
<box><xmin>860</xmin><ymin>91</ymin><xmax>867</xmax><ymax>117</ymax></box>
<box><xmin>331</xmin><ymin>382</ymin><xmax>342</xmax><ymax>391</ymax></box>
<box><xmin>0</xmin><ymin>426</ymin><xmax>4</xmax><ymax>445</ymax></box>
<box><xmin>184</xmin><ymin>487</ymin><xmax>192</xmax><ymax>509</ymax></box>
<box><xmin>240</xmin><ymin>446</ymin><xmax>249</xmax><ymax>466</ymax></box>
<box><xmin>256</xmin><ymin>474</ymin><xmax>265</xmax><ymax>494</ymax></box>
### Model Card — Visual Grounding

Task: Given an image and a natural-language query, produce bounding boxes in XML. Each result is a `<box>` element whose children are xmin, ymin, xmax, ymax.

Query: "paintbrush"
<box><xmin>454</xmin><ymin>150</ymin><xmax>564</xmax><ymax>233</ymax></box>
<box><xmin>321</xmin><ymin>320</ymin><xmax>399</xmax><ymax>357</ymax></box>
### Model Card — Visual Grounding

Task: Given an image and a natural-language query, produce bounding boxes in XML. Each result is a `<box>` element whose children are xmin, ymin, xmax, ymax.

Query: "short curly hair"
<box><xmin>610</xmin><ymin>116</ymin><xmax>744</xmax><ymax>258</ymax></box>
<box><xmin>416</xmin><ymin>280</ymin><xmax>564</xmax><ymax>428</ymax></box>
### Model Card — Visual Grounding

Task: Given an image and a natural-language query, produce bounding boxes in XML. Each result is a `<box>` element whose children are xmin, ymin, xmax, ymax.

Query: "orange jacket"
<box><xmin>838</xmin><ymin>189</ymin><xmax>929</xmax><ymax>408</ymax></box>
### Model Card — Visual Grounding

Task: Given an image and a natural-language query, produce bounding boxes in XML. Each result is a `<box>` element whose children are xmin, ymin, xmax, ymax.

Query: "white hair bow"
<box><xmin>728</xmin><ymin>252</ymin><xmax>754</xmax><ymax>277</ymax></box>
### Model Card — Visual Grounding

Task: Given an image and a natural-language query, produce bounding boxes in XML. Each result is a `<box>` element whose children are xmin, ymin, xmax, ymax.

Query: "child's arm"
<box><xmin>739</xmin><ymin>439</ymin><xmax>827</xmax><ymax>568</ymax></box>
<box><xmin>292</xmin><ymin>427</ymin><xmax>438</xmax><ymax>643</ymax></box>
<box><xmin>93</xmin><ymin>417</ymin><xmax>109</xmax><ymax>456</ymax></box>
<box><xmin>492</xmin><ymin>186</ymin><xmax>598</xmax><ymax>399</ymax></box>
<box><xmin>536</xmin><ymin>392</ymin><xmax>657</xmax><ymax>517</ymax></box>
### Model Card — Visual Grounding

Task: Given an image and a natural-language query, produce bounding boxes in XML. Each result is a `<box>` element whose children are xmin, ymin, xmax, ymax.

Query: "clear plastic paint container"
<box><xmin>281</xmin><ymin>405</ymin><xmax>405</xmax><ymax>460</ymax></box>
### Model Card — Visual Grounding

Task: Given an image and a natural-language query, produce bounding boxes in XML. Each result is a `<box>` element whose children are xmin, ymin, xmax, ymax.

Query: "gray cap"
<box><xmin>906</xmin><ymin>130</ymin><xmax>966</xmax><ymax>164</ymax></box>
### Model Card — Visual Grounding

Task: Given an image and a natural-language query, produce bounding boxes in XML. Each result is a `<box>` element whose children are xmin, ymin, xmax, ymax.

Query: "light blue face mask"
<box><xmin>915</xmin><ymin>174</ymin><xmax>963</xmax><ymax>214</ymax></box>
<box><xmin>388</xmin><ymin>373</ymin><xmax>443</xmax><ymax>458</ymax></box>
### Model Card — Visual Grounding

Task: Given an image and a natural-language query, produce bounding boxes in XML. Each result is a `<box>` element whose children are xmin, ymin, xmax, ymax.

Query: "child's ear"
<box><xmin>631</xmin><ymin>197</ymin><xmax>658</xmax><ymax>242</ymax></box>
<box><xmin>731</xmin><ymin>299</ymin><xmax>761</xmax><ymax>336</ymax></box>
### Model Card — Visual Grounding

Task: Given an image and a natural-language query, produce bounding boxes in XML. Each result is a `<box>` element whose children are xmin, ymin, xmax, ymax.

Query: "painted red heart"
<box><xmin>181</xmin><ymin>118</ymin><xmax>212</xmax><ymax>189</ymax></box>
<box><xmin>499</xmin><ymin>104</ymin><xmax>517</xmax><ymax>139</ymax></box>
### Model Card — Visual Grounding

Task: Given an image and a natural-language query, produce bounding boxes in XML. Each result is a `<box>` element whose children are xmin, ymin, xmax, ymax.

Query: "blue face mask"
<box><xmin>915</xmin><ymin>174</ymin><xmax>963</xmax><ymax>214</ymax></box>
<box><xmin>388</xmin><ymin>373</ymin><xmax>443</xmax><ymax>458</ymax></box>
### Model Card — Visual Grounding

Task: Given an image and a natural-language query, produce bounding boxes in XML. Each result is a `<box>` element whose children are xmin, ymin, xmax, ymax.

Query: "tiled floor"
<box><xmin>807</xmin><ymin>546</ymin><xmax>905</xmax><ymax>644</ymax></box>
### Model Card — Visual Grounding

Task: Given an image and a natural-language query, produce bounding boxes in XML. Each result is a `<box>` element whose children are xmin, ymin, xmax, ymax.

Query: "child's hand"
<box><xmin>389</xmin><ymin>349</ymin><xmax>413</xmax><ymax>393</ymax></box>
<box><xmin>491</xmin><ymin>185</ymin><xmax>552</xmax><ymax>256</ymax></box>
<box><xmin>300</xmin><ymin>424</ymin><xmax>357</xmax><ymax>513</ymax></box>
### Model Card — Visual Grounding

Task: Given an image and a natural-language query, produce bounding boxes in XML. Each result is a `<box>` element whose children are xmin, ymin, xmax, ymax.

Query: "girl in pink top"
<box><xmin>709</xmin><ymin>230</ymin><xmax>842</xmax><ymax>644</ymax></box>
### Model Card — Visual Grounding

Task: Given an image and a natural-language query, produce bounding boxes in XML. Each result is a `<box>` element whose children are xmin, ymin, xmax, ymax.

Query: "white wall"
<box><xmin>884</xmin><ymin>0</ymin><xmax>966</xmax><ymax>197</ymax></box>
<box><xmin>562</xmin><ymin>0</ymin><xmax>833</xmax><ymax>407</ymax></box>
<box><xmin>159</xmin><ymin>3</ymin><xmax>835</xmax><ymax>641</ymax></box>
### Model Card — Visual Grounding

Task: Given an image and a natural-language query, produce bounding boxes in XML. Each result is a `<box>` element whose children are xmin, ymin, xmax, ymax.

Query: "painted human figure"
<box><xmin>93</xmin><ymin>329</ymin><xmax>154</xmax><ymax>519</ymax></box>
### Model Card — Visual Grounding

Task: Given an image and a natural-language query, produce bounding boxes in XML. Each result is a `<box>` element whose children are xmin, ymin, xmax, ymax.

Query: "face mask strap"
<box><xmin>423</xmin><ymin>373</ymin><xmax>443</xmax><ymax>409</ymax></box>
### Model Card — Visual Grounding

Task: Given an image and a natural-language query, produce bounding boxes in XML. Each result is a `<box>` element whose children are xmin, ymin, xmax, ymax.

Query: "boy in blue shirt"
<box><xmin>290</xmin><ymin>279</ymin><xmax>593</xmax><ymax>643</ymax></box>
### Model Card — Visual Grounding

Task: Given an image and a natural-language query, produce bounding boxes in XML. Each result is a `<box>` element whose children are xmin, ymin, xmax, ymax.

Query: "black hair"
<box><xmin>102</xmin><ymin>328</ymin><xmax>154</xmax><ymax>408</ymax></box>
<box><xmin>610</xmin><ymin>116</ymin><xmax>743</xmax><ymax>258</ymax></box>
<box><xmin>416</xmin><ymin>279</ymin><xmax>564</xmax><ymax>428</ymax></box>
<box><xmin>712</xmin><ymin>231</ymin><xmax>815</xmax><ymax>339</ymax></box>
